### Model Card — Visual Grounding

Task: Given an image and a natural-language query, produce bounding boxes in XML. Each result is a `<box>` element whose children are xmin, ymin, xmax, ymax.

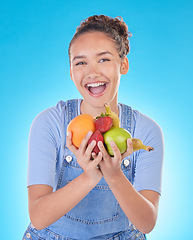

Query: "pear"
<box><xmin>103</xmin><ymin>127</ymin><xmax>154</xmax><ymax>156</ymax></box>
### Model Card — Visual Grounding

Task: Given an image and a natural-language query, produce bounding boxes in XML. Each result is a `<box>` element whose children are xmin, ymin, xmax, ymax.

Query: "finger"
<box><xmin>91</xmin><ymin>152</ymin><xmax>97</xmax><ymax>159</ymax></box>
<box><xmin>91</xmin><ymin>151</ymin><xmax>103</xmax><ymax>168</ymax></box>
<box><xmin>98</xmin><ymin>141</ymin><xmax>110</xmax><ymax>160</ymax></box>
<box><xmin>66</xmin><ymin>131</ymin><xmax>78</xmax><ymax>153</ymax></box>
<box><xmin>84</xmin><ymin>140</ymin><xmax>96</xmax><ymax>160</ymax></box>
<box><xmin>79</xmin><ymin>131</ymin><xmax>93</xmax><ymax>154</ymax></box>
<box><xmin>109</xmin><ymin>141</ymin><xmax>121</xmax><ymax>160</ymax></box>
<box><xmin>122</xmin><ymin>138</ymin><xmax>133</xmax><ymax>159</ymax></box>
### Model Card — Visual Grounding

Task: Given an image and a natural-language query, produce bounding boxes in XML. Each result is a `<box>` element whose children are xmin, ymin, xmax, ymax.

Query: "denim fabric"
<box><xmin>23</xmin><ymin>99</ymin><xmax>146</xmax><ymax>240</ymax></box>
<box><xmin>22</xmin><ymin>223</ymin><xmax>146</xmax><ymax>240</ymax></box>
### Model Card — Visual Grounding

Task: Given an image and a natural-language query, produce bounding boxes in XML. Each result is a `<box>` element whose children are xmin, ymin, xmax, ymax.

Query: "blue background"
<box><xmin>0</xmin><ymin>0</ymin><xmax>193</xmax><ymax>239</ymax></box>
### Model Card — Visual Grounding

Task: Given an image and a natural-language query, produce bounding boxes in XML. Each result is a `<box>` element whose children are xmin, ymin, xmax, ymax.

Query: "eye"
<box><xmin>99</xmin><ymin>58</ymin><xmax>110</xmax><ymax>63</ymax></box>
<box><xmin>75</xmin><ymin>61</ymin><xmax>86</xmax><ymax>66</ymax></box>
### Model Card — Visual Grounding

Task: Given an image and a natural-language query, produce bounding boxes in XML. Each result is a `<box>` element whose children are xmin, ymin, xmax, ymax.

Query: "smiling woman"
<box><xmin>69</xmin><ymin>31</ymin><xmax>129</xmax><ymax>115</ymax></box>
<box><xmin>23</xmin><ymin>15</ymin><xmax>163</xmax><ymax>240</ymax></box>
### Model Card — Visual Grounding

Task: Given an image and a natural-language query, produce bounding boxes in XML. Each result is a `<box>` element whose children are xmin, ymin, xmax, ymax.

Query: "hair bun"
<box><xmin>69</xmin><ymin>15</ymin><xmax>132</xmax><ymax>58</ymax></box>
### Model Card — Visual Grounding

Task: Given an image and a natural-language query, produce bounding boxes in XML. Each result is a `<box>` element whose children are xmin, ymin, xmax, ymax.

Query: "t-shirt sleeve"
<box><xmin>133</xmin><ymin>111</ymin><xmax>164</xmax><ymax>195</ymax></box>
<box><xmin>27</xmin><ymin>107</ymin><xmax>61</xmax><ymax>188</ymax></box>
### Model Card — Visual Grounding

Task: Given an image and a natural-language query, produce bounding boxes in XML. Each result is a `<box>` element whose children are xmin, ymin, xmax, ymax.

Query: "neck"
<box><xmin>80</xmin><ymin>97</ymin><xmax>119</xmax><ymax>118</ymax></box>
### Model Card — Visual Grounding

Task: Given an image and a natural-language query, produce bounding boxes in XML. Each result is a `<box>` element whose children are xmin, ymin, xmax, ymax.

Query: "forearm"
<box><xmin>105</xmin><ymin>171</ymin><xmax>158</xmax><ymax>234</ymax></box>
<box><xmin>29</xmin><ymin>172</ymin><xmax>99</xmax><ymax>230</ymax></box>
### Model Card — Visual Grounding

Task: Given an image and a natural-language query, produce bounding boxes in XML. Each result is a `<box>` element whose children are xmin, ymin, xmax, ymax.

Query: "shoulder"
<box><xmin>133</xmin><ymin>109</ymin><xmax>160</xmax><ymax>129</ymax></box>
<box><xmin>29</xmin><ymin>100</ymin><xmax>67</xmax><ymax>144</ymax></box>
<box><xmin>31</xmin><ymin>100</ymin><xmax>66</xmax><ymax>127</ymax></box>
<box><xmin>33</xmin><ymin>100</ymin><xmax>66</xmax><ymax>122</ymax></box>
<box><xmin>120</xmin><ymin>105</ymin><xmax>164</xmax><ymax>157</ymax></box>
<box><xmin>133</xmin><ymin>109</ymin><xmax>163</xmax><ymax>141</ymax></box>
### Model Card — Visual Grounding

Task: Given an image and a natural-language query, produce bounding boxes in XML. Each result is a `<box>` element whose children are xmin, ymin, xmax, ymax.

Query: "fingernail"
<box><xmin>91</xmin><ymin>140</ymin><xmax>96</xmax><ymax>146</ymax></box>
<box><xmin>98</xmin><ymin>151</ymin><xmax>102</xmax><ymax>157</ymax></box>
<box><xmin>87</xmin><ymin>131</ymin><xmax>93</xmax><ymax>137</ymax></box>
<box><xmin>110</xmin><ymin>141</ymin><xmax>116</xmax><ymax>147</ymax></box>
<box><xmin>67</xmin><ymin>131</ymin><xmax>71</xmax><ymax>137</ymax></box>
<box><xmin>91</xmin><ymin>152</ymin><xmax>96</xmax><ymax>157</ymax></box>
<box><xmin>128</xmin><ymin>138</ymin><xmax>132</xmax><ymax>144</ymax></box>
<box><xmin>98</xmin><ymin>141</ymin><xmax>103</xmax><ymax>147</ymax></box>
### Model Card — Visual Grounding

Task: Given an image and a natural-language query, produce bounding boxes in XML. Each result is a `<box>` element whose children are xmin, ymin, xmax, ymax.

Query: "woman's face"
<box><xmin>69</xmin><ymin>31</ymin><xmax>128</xmax><ymax>111</ymax></box>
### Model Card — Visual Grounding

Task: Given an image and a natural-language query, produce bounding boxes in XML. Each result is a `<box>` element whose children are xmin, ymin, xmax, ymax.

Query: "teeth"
<box><xmin>86</xmin><ymin>82</ymin><xmax>106</xmax><ymax>87</ymax></box>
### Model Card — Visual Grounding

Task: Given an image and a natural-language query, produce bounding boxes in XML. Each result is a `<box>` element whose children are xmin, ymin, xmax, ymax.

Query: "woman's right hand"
<box><xmin>66</xmin><ymin>131</ymin><xmax>103</xmax><ymax>183</ymax></box>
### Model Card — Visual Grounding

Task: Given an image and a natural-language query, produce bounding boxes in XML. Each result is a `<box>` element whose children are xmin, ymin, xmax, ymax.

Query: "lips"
<box><xmin>85</xmin><ymin>82</ymin><xmax>107</xmax><ymax>96</ymax></box>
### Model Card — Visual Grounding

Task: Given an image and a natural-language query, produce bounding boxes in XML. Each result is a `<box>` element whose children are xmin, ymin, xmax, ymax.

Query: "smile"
<box><xmin>85</xmin><ymin>82</ymin><xmax>108</xmax><ymax>96</ymax></box>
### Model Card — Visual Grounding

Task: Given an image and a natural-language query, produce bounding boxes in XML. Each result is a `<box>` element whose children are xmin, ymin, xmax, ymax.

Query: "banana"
<box><xmin>105</xmin><ymin>103</ymin><xmax>120</xmax><ymax>127</ymax></box>
<box><xmin>132</xmin><ymin>138</ymin><xmax>154</xmax><ymax>152</ymax></box>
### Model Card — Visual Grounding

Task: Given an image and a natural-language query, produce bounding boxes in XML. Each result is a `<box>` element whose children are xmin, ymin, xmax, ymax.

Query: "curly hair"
<box><xmin>68</xmin><ymin>15</ymin><xmax>132</xmax><ymax>59</ymax></box>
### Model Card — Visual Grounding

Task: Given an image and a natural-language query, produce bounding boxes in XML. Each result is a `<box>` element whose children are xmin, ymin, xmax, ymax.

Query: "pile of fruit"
<box><xmin>67</xmin><ymin>103</ymin><xmax>154</xmax><ymax>156</ymax></box>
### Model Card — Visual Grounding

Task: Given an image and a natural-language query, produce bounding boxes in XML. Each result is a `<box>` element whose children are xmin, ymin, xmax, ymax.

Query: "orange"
<box><xmin>67</xmin><ymin>114</ymin><xmax>95</xmax><ymax>148</ymax></box>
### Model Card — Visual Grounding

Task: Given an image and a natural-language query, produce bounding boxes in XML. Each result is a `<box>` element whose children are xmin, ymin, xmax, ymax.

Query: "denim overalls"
<box><xmin>23</xmin><ymin>99</ymin><xmax>146</xmax><ymax>240</ymax></box>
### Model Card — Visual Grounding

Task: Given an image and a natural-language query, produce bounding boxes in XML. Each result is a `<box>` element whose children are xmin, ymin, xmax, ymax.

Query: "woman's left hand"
<box><xmin>96</xmin><ymin>138</ymin><xmax>133</xmax><ymax>181</ymax></box>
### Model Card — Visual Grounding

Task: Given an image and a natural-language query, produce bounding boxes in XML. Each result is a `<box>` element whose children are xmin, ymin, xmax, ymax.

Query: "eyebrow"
<box><xmin>72</xmin><ymin>51</ymin><xmax>112</xmax><ymax>62</ymax></box>
<box><xmin>97</xmin><ymin>51</ymin><xmax>112</xmax><ymax>57</ymax></box>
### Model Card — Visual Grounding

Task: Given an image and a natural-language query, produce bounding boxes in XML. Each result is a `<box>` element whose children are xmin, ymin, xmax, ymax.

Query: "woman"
<box><xmin>23</xmin><ymin>15</ymin><xmax>164</xmax><ymax>240</ymax></box>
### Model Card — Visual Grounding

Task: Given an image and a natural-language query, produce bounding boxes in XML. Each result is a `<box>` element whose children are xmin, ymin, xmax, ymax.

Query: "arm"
<box><xmin>29</xmin><ymin>131</ymin><xmax>102</xmax><ymax>230</ymax></box>
<box><xmin>29</xmin><ymin>172</ymin><xmax>99</xmax><ymax>230</ymax></box>
<box><xmin>98</xmin><ymin>140</ymin><xmax>160</xmax><ymax>234</ymax></box>
<box><xmin>104</xmin><ymin>170</ymin><xmax>159</xmax><ymax>234</ymax></box>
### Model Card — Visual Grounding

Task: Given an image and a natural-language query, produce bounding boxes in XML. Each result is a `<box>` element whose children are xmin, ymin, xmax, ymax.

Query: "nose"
<box><xmin>86</xmin><ymin>63</ymin><xmax>101</xmax><ymax>79</ymax></box>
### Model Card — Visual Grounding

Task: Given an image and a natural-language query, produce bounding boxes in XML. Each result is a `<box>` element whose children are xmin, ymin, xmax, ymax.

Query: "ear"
<box><xmin>120</xmin><ymin>56</ymin><xmax>129</xmax><ymax>75</ymax></box>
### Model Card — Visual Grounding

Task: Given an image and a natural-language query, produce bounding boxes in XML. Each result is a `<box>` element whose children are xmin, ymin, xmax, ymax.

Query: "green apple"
<box><xmin>103</xmin><ymin>127</ymin><xmax>132</xmax><ymax>156</ymax></box>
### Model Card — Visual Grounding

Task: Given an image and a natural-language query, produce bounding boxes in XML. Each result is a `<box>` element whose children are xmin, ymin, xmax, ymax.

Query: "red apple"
<box><xmin>88</xmin><ymin>130</ymin><xmax>104</xmax><ymax>154</ymax></box>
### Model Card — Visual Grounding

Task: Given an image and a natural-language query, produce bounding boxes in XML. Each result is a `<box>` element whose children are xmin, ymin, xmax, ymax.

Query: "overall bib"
<box><xmin>23</xmin><ymin>99</ymin><xmax>146</xmax><ymax>240</ymax></box>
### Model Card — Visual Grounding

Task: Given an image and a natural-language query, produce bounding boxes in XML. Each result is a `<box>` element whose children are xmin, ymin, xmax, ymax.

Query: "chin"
<box><xmin>82</xmin><ymin>97</ymin><xmax>106</xmax><ymax>109</ymax></box>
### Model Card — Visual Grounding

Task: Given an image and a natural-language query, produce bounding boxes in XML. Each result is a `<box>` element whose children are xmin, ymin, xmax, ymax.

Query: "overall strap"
<box><xmin>56</xmin><ymin>99</ymin><xmax>79</xmax><ymax>190</ymax></box>
<box><xmin>120</xmin><ymin>103</ymin><xmax>133</xmax><ymax>136</ymax></box>
<box><xmin>66</xmin><ymin>99</ymin><xmax>79</xmax><ymax>125</ymax></box>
